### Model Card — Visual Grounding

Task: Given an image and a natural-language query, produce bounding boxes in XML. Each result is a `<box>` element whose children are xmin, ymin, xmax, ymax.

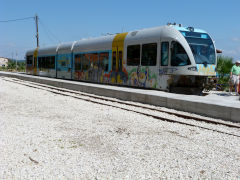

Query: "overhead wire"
<box><xmin>0</xmin><ymin>15</ymin><xmax>36</xmax><ymax>59</ymax></box>
<box><xmin>38</xmin><ymin>18</ymin><xmax>61</xmax><ymax>44</ymax></box>
<box><xmin>1</xmin><ymin>15</ymin><xmax>61</xmax><ymax>46</ymax></box>
<box><xmin>0</xmin><ymin>17</ymin><xmax>34</xmax><ymax>23</ymax></box>
<box><xmin>1</xmin><ymin>15</ymin><xmax>62</xmax><ymax>53</ymax></box>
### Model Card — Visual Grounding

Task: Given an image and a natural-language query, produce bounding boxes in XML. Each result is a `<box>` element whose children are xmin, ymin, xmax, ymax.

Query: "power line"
<box><xmin>38</xmin><ymin>18</ymin><xmax>61</xmax><ymax>44</ymax></box>
<box><xmin>0</xmin><ymin>16</ymin><xmax>34</xmax><ymax>23</ymax></box>
<box><xmin>0</xmin><ymin>15</ymin><xmax>61</xmax><ymax>48</ymax></box>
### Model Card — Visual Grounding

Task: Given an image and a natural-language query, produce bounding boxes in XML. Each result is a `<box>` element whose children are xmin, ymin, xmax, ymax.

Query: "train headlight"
<box><xmin>188</xmin><ymin>66</ymin><xmax>197</xmax><ymax>71</ymax></box>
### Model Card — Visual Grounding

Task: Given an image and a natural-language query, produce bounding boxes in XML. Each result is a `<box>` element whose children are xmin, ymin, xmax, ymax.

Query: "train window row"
<box><xmin>127</xmin><ymin>41</ymin><xmax>190</xmax><ymax>67</ymax></box>
<box><xmin>28</xmin><ymin>41</ymin><xmax>190</xmax><ymax>70</ymax></box>
<box><xmin>38</xmin><ymin>56</ymin><xmax>55</xmax><ymax>69</ymax></box>
<box><xmin>74</xmin><ymin>52</ymin><xmax>109</xmax><ymax>72</ymax></box>
<box><xmin>127</xmin><ymin>43</ymin><xmax>157</xmax><ymax>66</ymax></box>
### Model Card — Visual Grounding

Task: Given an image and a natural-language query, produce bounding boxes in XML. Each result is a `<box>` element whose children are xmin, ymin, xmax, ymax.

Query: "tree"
<box><xmin>7</xmin><ymin>59</ymin><xmax>16</xmax><ymax>69</ymax></box>
<box><xmin>3</xmin><ymin>60</ymin><xmax>26</xmax><ymax>72</ymax></box>
<box><xmin>216</xmin><ymin>56</ymin><xmax>234</xmax><ymax>78</ymax></box>
<box><xmin>17</xmin><ymin>61</ymin><xmax>26</xmax><ymax>71</ymax></box>
<box><xmin>215</xmin><ymin>56</ymin><xmax>234</xmax><ymax>90</ymax></box>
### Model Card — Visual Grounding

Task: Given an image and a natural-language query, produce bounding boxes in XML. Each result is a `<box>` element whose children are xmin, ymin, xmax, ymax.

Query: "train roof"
<box><xmin>26</xmin><ymin>25</ymin><xmax>209</xmax><ymax>55</ymax></box>
<box><xmin>173</xmin><ymin>26</ymin><xmax>207</xmax><ymax>33</ymax></box>
<box><xmin>73</xmin><ymin>35</ymin><xmax>115</xmax><ymax>52</ymax></box>
<box><xmin>57</xmin><ymin>42</ymin><xmax>76</xmax><ymax>54</ymax></box>
<box><xmin>26</xmin><ymin>49</ymin><xmax>35</xmax><ymax>56</ymax></box>
<box><xmin>38</xmin><ymin>45</ymin><xmax>58</xmax><ymax>56</ymax></box>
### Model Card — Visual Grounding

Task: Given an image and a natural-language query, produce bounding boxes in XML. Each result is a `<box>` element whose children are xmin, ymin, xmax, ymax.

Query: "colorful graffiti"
<box><xmin>128</xmin><ymin>66</ymin><xmax>157</xmax><ymax>88</ymax></box>
<box><xmin>74</xmin><ymin>62</ymin><xmax>129</xmax><ymax>86</ymax></box>
<box><xmin>197</xmin><ymin>64</ymin><xmax>216</xmax><ymax>76</ymax></box>
<box><xmin>74</xmin><ymin>68</ymin><xmax>112</xmax><ymax>83</ymax></box>
<box><xmin>109</xmin><ymin>68</ymin><xmax>128</xmax><ymax>84</ymax></box>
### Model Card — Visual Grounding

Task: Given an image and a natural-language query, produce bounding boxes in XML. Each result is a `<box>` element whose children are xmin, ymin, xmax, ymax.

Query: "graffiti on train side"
<box><xmin>110</xmin><ymin>69</ymin><xmax>128</xmax><ymax>84</ymax></box>
<box><xmin>128</xmin><ymin>67</ymin><xmax>157</xmax><ymax>88</ymax></box>
<box><xmin>74</xmin><ymin>68</ymin><xmax>128</xmax><ymax>84</ymax></box>
<box><xmin>74</xmin><ymin>67</ymin><xmax>104</xmax><ymax>82</ymax></box>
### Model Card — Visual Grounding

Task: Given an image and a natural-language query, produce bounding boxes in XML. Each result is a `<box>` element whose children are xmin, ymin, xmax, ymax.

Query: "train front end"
<box><xmin>180</xmin><ymin>28</ymin><xmax>217</xmax><ymax>77</ymax></box>
<box><xmin>166</xmin><ymin>25</ymin><xmax>217</xmax><ymax>94</ymax></box>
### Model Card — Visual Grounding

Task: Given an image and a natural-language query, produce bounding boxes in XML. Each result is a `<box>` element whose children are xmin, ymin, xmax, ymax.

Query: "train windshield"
<box><xmin>180</xmin><ymin>31</ymin><xmax>216</xmax><ymax>64</ymax></box>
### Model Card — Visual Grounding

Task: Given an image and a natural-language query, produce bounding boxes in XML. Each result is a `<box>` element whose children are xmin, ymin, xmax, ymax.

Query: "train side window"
<box><xmin>27</xmin><ymin>56</ymin><xmax>33</xmax><ymax>65</ymax></box>
<box><xmin>99</xmin><ymin>52</ymin><xmax>109</xmax><ymax>72</ymax></box>
<box><xmin>74</xmin><ymin>54</ymin><xmax>82</xmax><ymax>71</ymax></box>
<box><xmin>42</xmin><ymin>57</ymin><xmax>46</xmax><ymax>69</ymax></box>
<box><xmin>46</xmin><ymin>57</ymin><xmax>50</xmax><ymax>68</ymax></box>
<box><xmin>112</xmin><ymin>51</ymin><xmax>116</xmax><ymax>71</ymax></box>
<box><xmin>50</xmin><ymin>56</ymin><xmax>55</xmax><ymax>69</ymax></box>
<box><xmin>39</xmin><ymin>56</ymin><xmax>55</xmax><ymax>69</ymax></box>
<box><xmin>171</xmin><ymin>41</ymin><xmax>191</xmax><ymax>66</ymax></box>
<box><xmin>58</xmin><ymin>55</ymin><xmax>70</xmax><ymax>68</ymax></box>
<box><xmin>141</xmin><ymin>43</ymin><xmax>157</xmax><ymax>66</ymax></box>
<box><xmin>127</xmin><ymin>45</ymin><xmax>140</xmax><ymax>66</ymax></box>
<box><xmin>61</xmin><ymin>61</ymin><xmax>66</xmax><ymax>67</ymax></box>
<box><xmin>82</xmin><ymin>54</ymin><xmax>90</xmax><ymax>71</ymax></box>
<box><xmin>161</xmin><ymin>42</ymin><xmax>169</xmax><ymax>66</ymax></box>
<box><xmin>92</xmin><ymin>53</ymin><xmax>99</xmax><ymax>69</ymax></box>
<box><xmin>47</xmin><ymin>56</ymin><xmax>52</xmax><ymax>69</ymax></box>
<box><xmin>44</xmin><ymin>57</ymin><xmax>47</xmax><ymax>68</ymax></box>
<box><xmin>38</xmin><ymin>57</ymin><xmax>42</xmax><ymax>70</ymax></box>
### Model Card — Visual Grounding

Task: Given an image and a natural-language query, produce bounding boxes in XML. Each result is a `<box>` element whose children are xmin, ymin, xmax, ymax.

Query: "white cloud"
<box><xmin>222</xmin><ymin>46</ymin><xmax>240</xmax><ymax>60</ymax></box>
<box><xmin>232</xmin><ymin>37</ymin><xmax>240</xmax><ymax>42</ymax></box>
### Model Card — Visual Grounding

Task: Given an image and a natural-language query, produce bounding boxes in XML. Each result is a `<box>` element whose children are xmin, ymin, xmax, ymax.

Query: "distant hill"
<box><xmin>9</xmin><ymin>59</ymin><xmax>25</xmax><ymax>63</ymax></box>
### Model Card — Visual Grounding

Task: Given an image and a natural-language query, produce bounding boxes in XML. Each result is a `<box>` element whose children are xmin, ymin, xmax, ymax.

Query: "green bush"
<box><xmin>215</xmin><ymin>56</ymin><xmax>234</xmax><ymax>91</ymax></box>
<box><xmin>0</xmin><ymin>60</ymin><xmax>25</xmax><ymax>72</ymax></box>
<box><xmin>3</xmin><ymin>60</ymin><xmax>26</xmax><ymax>72</ymax></box>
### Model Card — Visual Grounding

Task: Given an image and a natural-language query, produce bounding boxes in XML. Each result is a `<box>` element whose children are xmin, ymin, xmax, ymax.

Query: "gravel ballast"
<box><xmin>0</xmin><ymin>78</ymin><xmax>239</xmax><ymax>179</ymax></box>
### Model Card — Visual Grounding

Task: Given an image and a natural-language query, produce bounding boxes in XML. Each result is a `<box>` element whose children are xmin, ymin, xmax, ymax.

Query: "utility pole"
<box><xmin>35</xmin><ymin>14</ymin><xmax>39</xmax><ymax>47</ymax></box>
<box><xmin>16</xmin><ymin>51</ymin><xmax>18</xmax><ymax>71</ymax></box>
<box><xmin>12</xmin><ymin>52</ymin><xmax>13</xmax><ymax>70</ymax></box>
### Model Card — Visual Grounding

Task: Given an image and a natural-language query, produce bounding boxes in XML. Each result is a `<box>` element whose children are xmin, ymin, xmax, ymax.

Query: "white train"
<box><xmin>26</xmin><ymin>24</ymin><xmax>217</xmax><ymax>94</ymax></box>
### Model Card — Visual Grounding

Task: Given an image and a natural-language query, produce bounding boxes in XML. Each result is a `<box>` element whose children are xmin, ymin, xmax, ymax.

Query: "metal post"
<box><xmin>11</xmin><ymin>52</ymin><xmax>13</xmax><ymax>70</ymax></box>
<box><xmin>16</xmin><ymin>51</ymin><xmax>17</xmax><ymax>71</ymax></box>
<box><xmin>35</xmin><ymin>14</ymin><xmax>39</xmax><ymax>47</ymax></box>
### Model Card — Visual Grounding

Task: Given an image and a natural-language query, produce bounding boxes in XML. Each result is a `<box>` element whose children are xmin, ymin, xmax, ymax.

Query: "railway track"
<box><xmin>1</xmin><ymin>76</ymin><xmax>240</xmax><ymax>138</ymax></box>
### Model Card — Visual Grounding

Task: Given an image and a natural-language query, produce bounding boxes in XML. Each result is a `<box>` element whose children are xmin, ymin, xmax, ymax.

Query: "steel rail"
<box><xmin>2</xmin><ymin>77</ymin><xmax>240</xmax><ymax>138</ymax></box>
<box><xmin>7</xmin><ymin>77</ymin><xmax>240</xmax><ymax>129</ymax></box>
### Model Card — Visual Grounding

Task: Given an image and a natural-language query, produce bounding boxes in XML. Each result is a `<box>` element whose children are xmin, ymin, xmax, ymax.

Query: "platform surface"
<box><xmin>1</xmin><ymin>71</ymin><xmax>239</xmax><ymax>122</ymax></box>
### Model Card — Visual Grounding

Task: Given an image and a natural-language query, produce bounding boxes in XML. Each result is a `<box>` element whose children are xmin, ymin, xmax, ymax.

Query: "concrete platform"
<box><xmin>1</xmin><ymin>71</ymin><xmax>240</xmax><ymax>123</ymax></box>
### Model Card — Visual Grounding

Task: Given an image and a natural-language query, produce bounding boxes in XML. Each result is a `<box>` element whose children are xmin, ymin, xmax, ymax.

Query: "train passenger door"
<box><xmin>159</xmin><ymin>41</ymin><xmax>170</xmax><ymax>90</ymax></box>
<box><xmin>111</xmin><ymin>50</ymin><xmax>117</xmax><ymax>83</ymax></box>
<box><xmin>84</xmin><ymin>53</ymin><xmax>99</xmax><ymax>82</ymax></box>
<box><xmin>111</xmin><ymin>49</ymin><xmax>123</xmax><ymax>84</ymax></box>
<box><xmin>33</xmin><ymin>48</ymin><xmax>38</xmax><ymax>75</ymax></box>
<box><xmin>126</xmin><ymin>44</ymin><xmax>141</xmax><ymax>87</ymax></box>
<box><xmin>56</xmin><ymin>53</ymin><xmax>72</xmax><ymax>79</ymax></box>
<box><xmin>118</xmin><ymin>50</ymin><xmax>123</xmax><ymax>74</ymax></box>
<box><xmin>111</xmin><ymin>32</ymin><xmax>128</xmax><ymax>84</ymax></box>
<box><xmin>139</xmin><ymin>43</ymin><xmax>158</xmax><ymax>88</ymax></box>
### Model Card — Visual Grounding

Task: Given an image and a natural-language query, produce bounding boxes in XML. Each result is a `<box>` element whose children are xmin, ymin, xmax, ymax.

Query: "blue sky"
<box><xmin>1</xmin><ymin>0</ymin><xmax>240</xmax><ymax>61</ymax></box>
